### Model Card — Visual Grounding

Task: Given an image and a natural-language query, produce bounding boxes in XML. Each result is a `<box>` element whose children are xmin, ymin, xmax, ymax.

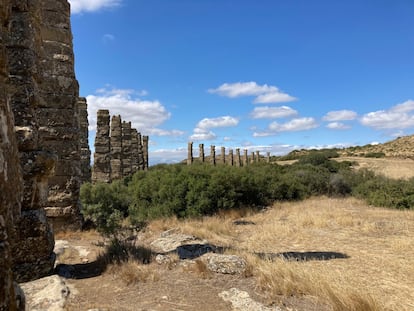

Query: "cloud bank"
<box><xmin>190</xmin><ymin>116</ymin><xmax>239</xmax><ymax>141</ymax></box>
<box><xmin>86</xmin><ymin>87</ymin><xmax>184</xmax><ymax>137</ymax></box>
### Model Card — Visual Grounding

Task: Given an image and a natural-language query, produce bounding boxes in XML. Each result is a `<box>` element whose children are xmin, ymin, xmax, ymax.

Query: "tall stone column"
<box><xmin>187</xmin><ymin>142</ymin><xmax>193</xmax><ymax>165</ymax></box>
<box><xmin>221</xmin><ymin>146</ymin><xmax>226</xmax><ymax>164</ymax></box>
<box><xmin>267</xmin><ymin>152</ymin><xmax>271</xmax><ymax>163</ymax></box>
<box><xmin>121</xmin><ymin>121</ymin><xmax>132</xmax><ymax>176</ymax></box>
<box><xmin>235</xmin><ymin>148</ymin><xmax>241</xmax><ymax>167</ymax></box>
<box><xmin>110</xmin><ymin>115</ymin><xmax>123</xmax><ymax>180</ymax></box>
<box><xmin>243</xmin><ymin>149</ymin><xmax>248</xmax><ymax>166</ymax></box>
<box><xmin>210</xmin><ymin>145</ymin><xmax>216</xmax><ymax>165</ymax></box>
<box><xmin>199</xmin><ymin>143</ymin><xmax>204</xmax><ymax>163</ymax></box>
<box><xmin>131</xmin><ymin>128</ymin><xmax>140</xmax><ymax>174</ymax></box>
<box><xmin>0</xmin><ymin>1</ymin><xmax>24</xmax><ymax>305</ymax></box>
<box><xmin>78</xmin><ymin>97</ymin><xmax>91</xmax><ymax>183</ymax></box>
<box><xmin>256</xmin><ymin>151</ymin><xmax>260</xmax><ymax>163</ymax></box>
<box><xmin>92</xmin><ymin>110</ymin><xmax>111</xmax><ymax>183</ymax></box>
<box><xmin>251</xmin><ymin>151</ymin><xmax>255</xmax><ymax>163</ymax></box>
<box><xmin>8</xmin><ymin>0</ymin><xmax>56</xmax><ymax>282</ymax></box>
<box><xmin>137</xmin><ymin>131</ymin><xmax>145</xmax><ymax>170</ymax></box>
<box><xmin>38</xmin><ymin>0</ymin><xmax>82</xmax><ymax>231</ymax></box>
<box><xmin>142</xmin><ymin>135</ymin><xmax>149</xmax><ymax>171</ymax></box>
<box><xmin>228</xmin><ymin>149</ymin><xmax>234</xmax><ymax>166</ymax></box>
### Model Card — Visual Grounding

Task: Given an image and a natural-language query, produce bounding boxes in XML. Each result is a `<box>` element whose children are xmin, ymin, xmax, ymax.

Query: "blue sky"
<box><xmin>68</xmin><ymin>0</ymin><xmax>414</xmax><ymax>165</ymax></box>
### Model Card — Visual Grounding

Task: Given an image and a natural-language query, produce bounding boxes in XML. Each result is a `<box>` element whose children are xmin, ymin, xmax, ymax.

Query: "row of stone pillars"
<box><xmin>187</xmin><ymin>142</ymin><xmax>270</xmax><ymax>166</ymax></box>
<box><xmin>92</xmin><ymin>110</ymin><xmax>149</xmax><ymax>183</ymax></box>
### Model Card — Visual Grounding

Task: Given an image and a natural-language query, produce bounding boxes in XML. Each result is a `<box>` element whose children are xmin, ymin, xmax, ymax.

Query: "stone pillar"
<box><xmin>210</xmin><ymin>145</ymin><xmax>216</xmax><ymax>165</ymax></box>
<box><xmin>235</xmin><ymin>148</ymin><xmax>241</xmax><ymax>167</ymax></box>
<box><xmin>92</xmin><ymin>110</ymin><xmax>111</xmax><ymax>183</ymax></box>
<box><xmin>121</xmin><ymin>121</ymin><xmax>132</xmax><ymax>176</ymax></box>
<box><xmin>229</xmin><ymin>149</ymin><xmax>234</xmax><ymax>166</ymax></box>
<box><xmin>137</xmin><ymin>132</ymin><xmax>145</xmax><ymax>170</ymax></box>
<box><xmin>38</xmin><ymin>0</ymin><xmax>82</xmax><ymax>231</ymax></box>
<box><xmin>199</xmin><ymin>143</ymin><xmax>205</xmax><ymax>163</ymax></box>
<box><xmin>256</xmin><ymin>151</ymin><xmax>260</xmax><ymax>163</ymax></box>
<box><xmin>267</xmin><ymin>152</ymin><xmax>271</xmax><ymax>163</ymax></box>
<box><xmin>131</xmin><ymin>128</ymin><xmax>140</xmax><ymax>174</ymax></box>
<box><xmin>0</xmin><ymin>1</ymin><xmax>24</xmax><ymax>305</ymax></box>
<box><xmin>187</xmin><ymin>142</ymin><xmax>193</xmax><ymax>165</ymax></box>
<box><xmin>8</xmin><ymin>0</ymin><xmax>57</xmax><ymax>282</ymax></box>
<box><xmin>142</xmin><ymin>135</ymin><xmax>149</xmax><ymax>170</ymax></box>
<box><xmin>243</xmin><ymin>149</ymin><xmax>248</xmax><ymax>166</ymax></box>
<box><xmin>220</xmin><ymin>146</ymin><xmax>226</xmax><ymax>164</ymax></box>
<box><xmin>251</xmin><ymin>151</ymin><xmax>255</xmax><ymax>164</ymax></box>
<box><xmin>110</xmin><ymin>115</ymin><xmax>123</xmax><ymax>180</ymax></box>
<box><xmin>78</xmin><ymin>97</ymin><xmax>91</xmax><ymax>183</ymax></box>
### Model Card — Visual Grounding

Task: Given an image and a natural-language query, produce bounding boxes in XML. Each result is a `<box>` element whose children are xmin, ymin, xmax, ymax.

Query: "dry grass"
<box><xmin>232</xmin><ymin>197</ymin><xmax>414</xmax><ymax>311</ymax></box>
<box><xmin>106</xmin><ymin>261</ymin><xmax>159</xmax><ymax>285</ymax></box>
<box><xmin>337</xmin><ymin>157</ymin><xmax>414</xmax><ymax>180</ymax></box>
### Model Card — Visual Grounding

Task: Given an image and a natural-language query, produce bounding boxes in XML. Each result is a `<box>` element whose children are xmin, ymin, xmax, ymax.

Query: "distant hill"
<box><xmin>340</xmin><ymin>135</ymin><xmax>414</xmax><ymax>159</ymax></box>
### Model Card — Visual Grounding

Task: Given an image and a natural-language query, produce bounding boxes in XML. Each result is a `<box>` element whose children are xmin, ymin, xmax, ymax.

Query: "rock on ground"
<box><xmin>219</xmin><ymin>288</ymin><xmax>282</xmax><ymax>311</ymax></box>
<box><xmin>20</xmin><ymin>275</ymin><xmax>70</xmax><ymax>311</ymax></box>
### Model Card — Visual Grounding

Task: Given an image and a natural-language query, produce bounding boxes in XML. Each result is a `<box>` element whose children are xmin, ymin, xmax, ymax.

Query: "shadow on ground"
<box><xmin>255</xmin><ymin>251</ymin><xmax>349</xmax><ymax>261</ymax></box>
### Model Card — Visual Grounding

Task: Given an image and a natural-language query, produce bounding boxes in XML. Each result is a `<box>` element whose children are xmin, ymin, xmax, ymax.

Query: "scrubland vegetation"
<box><xmin>81</xmin><ymin>150</ymin><xmax>414</xmax><ymax>236</ymax></box>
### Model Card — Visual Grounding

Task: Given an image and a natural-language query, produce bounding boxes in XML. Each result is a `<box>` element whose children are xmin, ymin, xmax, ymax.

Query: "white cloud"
<box><xmin>69</xmin><ymin>0</ymin><xmax>122</xmax><ymax>14</ymax></box>
<box><xmin>360</xmin><ymin>100</ymin><xmax>414</xmax><ymax>130</ymax></box>
<box><xmin>189</xmin><ymin>128</ymin><xmax>216</xmax><ymax>141</ymax></box>
<box><xmin>189</xmin><ymin>116</ymin><xmax>239</xmax><ymax>141</ymax></box>
<box><xmin>197</xmin><ymin>116</ymin><xmax>239</xmax><ymax>129</ymax></box>
<box><xmin>253</xmin><ymin>117</ymin><xmax>318</xmax><ymax>137</ymax></box>
<box><xmin>86</xmin><ymin>87</ymin><xmax>183</xmax><ymax>137</ymax></box>
<box><xmin>326</xmin><ymin>122</ymin><xmax>351</xmax><ymax>130</ymax></box>
<box><xmin>268</xmin><ymin>117</ymin><xmax>318</xmax><ymax>132</ymax></box>
<box><xmin>323</xmin><ymin>110</ymin><xmax>357</xmax><ymax>121</ymax></box>
<box><xmin>250</xmin><ymin>106</ymin><xmax>298</xmax><ymax>119</ymax></box>
<box><xmin>208</xmin><ymin>81</ymin><xmax>296</xmax><ymax>104</ymax></box>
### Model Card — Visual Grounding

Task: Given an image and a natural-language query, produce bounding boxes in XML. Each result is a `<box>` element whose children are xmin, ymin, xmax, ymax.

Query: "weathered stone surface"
<box><xmin>187</xmin><ymin>141</ymin><xmax>193</xmax><ymax>165</ymax></box>
<box><xmin>131</xmin><ymin>128</ymin><xmax>140</xmax><ymax>173</ymax></box>
<box><xmin>150</xmin><ymin>231</ymin><xmax>207</xmax><ymax>253</ymax></box>
<box><xmin>210</xmin><ymin>145</ymin><xmax>216</xmax><ymax>165</ymax></box>
<box><xmin>92</xmin><ymin>110</ymin><xmax>111</xmax><ymax>183</ymax></box>
<box><xmin>20</xmin><ymin>275</ymin><xmax>70</xmax><ymax>311</ymax></box>
<box><xmin>244</xmin><ymin>149</ymin><xmax>248</xmax><ymax>166</ymax></box>
<box><xmin>142</xmin><ymin>135</ymin><xmax>149</xmax><ymax>171</ymax></box>
<box><xmin>219</xmin><ymin>288</ymin><xmax>282</xmax><ymax>311</ymax></box>
<box><xmin>201</xmin><ymin>253</ymin><xmax>247</xmax><ymax>274</ymax></box>
<box><xmin>39</xmin><ymin>0</ymin><xmax>82</xmax><ymax>231</ymax></box>
<box><xmin>7</xmin><ymin>0</ymin><xmax>57</xmax><ymax>283</ymax></box>
<box><xmin>0</xmin><ymin>1</ymin><xmax>24</xmax><ymax>307</ymax></box>
<box><xmin>235</xmin><ymin>148</ymin><xmax>241</xmax><ymax>167</ymax></box>
<box><xmin>199</xmin><ymin>143</ymin><xmax>205</xmax><ymax>163</ymax></box>
<box><xmin>78</xmin><ymin>97</ymin><xmax>91</xmax><ymax>183</ymax></box>
<box><xmin>121</xmin><ymin>121</ymin><xmax>132</xmax><ymax>176</ymax></box>
<box><xmin>109</xmin><ymin>115</ymin><xmax>122</xmax><ymax>179</ymax></box>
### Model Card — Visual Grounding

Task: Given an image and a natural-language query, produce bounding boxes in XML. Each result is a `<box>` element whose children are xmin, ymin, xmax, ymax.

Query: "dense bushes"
<box><xmin>80</xmin><ymin>151</ymin><xmax>414</xmax><ymax>234</ymax></box>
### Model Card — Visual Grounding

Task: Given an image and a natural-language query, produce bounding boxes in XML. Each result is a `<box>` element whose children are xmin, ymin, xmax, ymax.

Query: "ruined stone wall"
<box><xmin>0</xmin><ymin>1</ymin><xmax>23</xmax><ymax>307</ymax></box>
<box><xmin>186</xmin><ymin>143</ymin><xmax>270</xmax><ymax>167</ymax></box>
<box><xmin>110</xmin><ymin>115</ymin><xmax>123</xmax><ymax>179</ymax></box>
<box><xmin>39</xmin><ymin>0</ymin><xmax>82</xmax><ymax>231</ymax></box>
<box><xmin>7</xmin><ymin>0</ymin><xmax>58</xmax><ymax>283</ymax></box>
<box><xmin>92</xmin><ymin>112</ymin><xmax>149</xmax><ymax>182</ymax></box>
<box><xmin>78</xmin><ymin>97</ymin><xmax>91</xmax><ymax>183</ymax></box>
<box><xmin>92</xmin><ymin>109</ymin><xmax>111</xmax><ymax>183</ymax></box>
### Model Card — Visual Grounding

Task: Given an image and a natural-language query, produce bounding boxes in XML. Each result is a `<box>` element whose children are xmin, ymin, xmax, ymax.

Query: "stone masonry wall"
<box><xmin>39</xmin><ymin>0</ymin><xmax>82</xmax><ymax>232</ymax></box>
<box><xmin>0</xmin><ymin>1</ymin><xmax>23</xmax><ymax>308</ymax></box>
<box><xmin>78</xmin><ymin>97</ymin><xmax>91</xmax><ymax>183</ymax></box>
<box><xmin>92</xmin><ymin>111</ymin><xmax>149</xmax><ymax>182</ymax></box>
<box><xmin>8</xmin><ymin>0</ymin><xmax>57</xmax><ymax>283</ymax></box>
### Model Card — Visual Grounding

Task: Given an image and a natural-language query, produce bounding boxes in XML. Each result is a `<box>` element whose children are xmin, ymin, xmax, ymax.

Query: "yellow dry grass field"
<box><xmin>339</xmin><ymin>156</ymin><xmax>414</xmax><ymax>180</ymax></box>
<box><xmin>163</xmin><ymin>197</ymin><xmax>414</xmax><ymax>311</ymax></box>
